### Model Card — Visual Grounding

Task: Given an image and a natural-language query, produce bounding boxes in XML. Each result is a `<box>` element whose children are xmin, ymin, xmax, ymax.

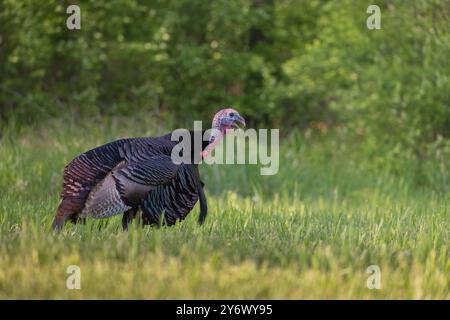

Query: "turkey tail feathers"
<box><xmin>197</xmin><ymin>181</ymin><xmax>208</xmax><ymax>225</ymax></box>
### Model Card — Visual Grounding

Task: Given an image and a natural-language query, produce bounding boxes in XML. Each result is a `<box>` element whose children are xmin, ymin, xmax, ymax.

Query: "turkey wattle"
<box><xmin>52</xmin><ymin>108</ymin><xmax>245</xmax><ymax>231</ymax></box>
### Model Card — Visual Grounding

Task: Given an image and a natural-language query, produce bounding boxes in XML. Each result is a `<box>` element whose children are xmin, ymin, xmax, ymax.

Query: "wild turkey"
<box><xmin>52</xmin><ymin>108</ymin><xmax>245</xmax><ymax>231</ymax></box>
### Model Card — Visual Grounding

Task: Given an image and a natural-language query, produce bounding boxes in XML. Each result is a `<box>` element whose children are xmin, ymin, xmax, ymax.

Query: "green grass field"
<box><xmin>0</xmin><ymin>117</ymin><xmax>448</xmax><ymax>299</ymax></box>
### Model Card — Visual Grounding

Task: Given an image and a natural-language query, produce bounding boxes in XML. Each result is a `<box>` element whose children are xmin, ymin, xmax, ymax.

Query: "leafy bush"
<box><xmin>0</xmin><ymin>0</ymin><xmax>448</xmax><ymax>147</ymax></box>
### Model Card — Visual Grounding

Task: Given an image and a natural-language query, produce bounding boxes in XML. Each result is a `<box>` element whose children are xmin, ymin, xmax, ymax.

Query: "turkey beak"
<box><xmin>233</xmin><ymin>115</ymin><xmax>246</xmax><ymax>129</ymax></box>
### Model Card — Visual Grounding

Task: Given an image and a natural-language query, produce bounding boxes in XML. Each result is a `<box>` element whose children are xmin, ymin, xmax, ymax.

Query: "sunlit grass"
<box><xmin>0</xmin><ymin>116</ymin><xmax>448</xmax><ymax>299</ymax></box>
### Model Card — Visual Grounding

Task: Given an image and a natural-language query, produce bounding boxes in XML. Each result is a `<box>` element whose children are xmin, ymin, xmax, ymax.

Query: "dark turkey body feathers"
<box><xmin>141</xmin><ymin>164</ymin><xmax>206</xmax><ymax>226</ymax></box>
<box><xmin>53</xmin><ymin>131</ymin><xmax>208</xmax><ymax>230</ymax></box>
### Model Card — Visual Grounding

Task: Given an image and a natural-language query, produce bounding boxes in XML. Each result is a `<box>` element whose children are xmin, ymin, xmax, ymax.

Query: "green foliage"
<box><xmin>1</xmin><ymin>1</ymin><xmax>449</xmax><ymax>143</ymax></box>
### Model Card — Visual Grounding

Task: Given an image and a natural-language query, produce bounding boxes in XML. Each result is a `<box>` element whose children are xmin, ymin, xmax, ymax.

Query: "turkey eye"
<box><xmin>229</xmin><ymin>112</ymin><xmax>235</xmax><ymax>117</ymax></box>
